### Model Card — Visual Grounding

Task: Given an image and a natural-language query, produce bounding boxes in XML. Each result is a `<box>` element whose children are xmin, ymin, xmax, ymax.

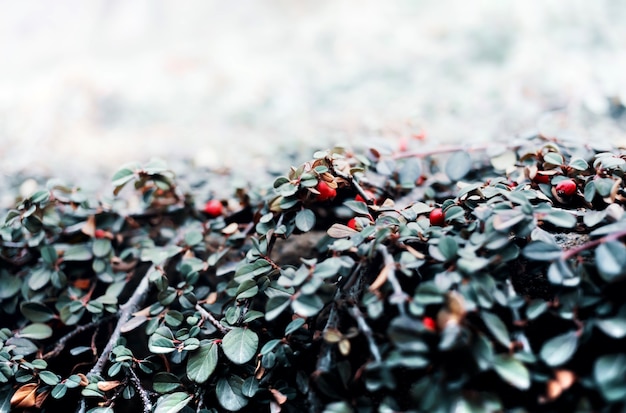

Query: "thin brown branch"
<box><xmin>561</xmin><ymin>226</ymin><xmax>626</xmax><ymax>260</ymax></box>
<box><xmin>195</xmin><ymin>303</ymin><xmax>230</xmax><ymax>334</ymax></box>
<box><xmin>42</xmin><ymin>317</ymin><xmax>112</xmax><ymax>360</ymax></box>
<box><xmin>390</xmin><ymin>142</ymin><xmax>497</xmax><ymax>160</ymax></box>
<box><xmin>333</xmin><ymin>169</ymin><xmax>375</xmax><ymax>204</ymax></box>
<box><xmin>128</xmin><ymin>367</ymin><xmax>153</xmax><ymax>413</ymax></box>
<box><xmin>348</xmin><ymin>305</ymin><xmax>382</xmax><ymax>363</ymax></box>
<box><xmin>376</xmin><ymin>245</ymin><xmax>408</xmax><ymax>317</ymax></box>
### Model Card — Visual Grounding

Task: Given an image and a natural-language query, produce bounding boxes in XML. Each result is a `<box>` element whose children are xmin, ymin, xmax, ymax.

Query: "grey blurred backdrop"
<box><xmin>1</xmin><ymin>0</ymin><xmax>626</xmax><ymax>182</ymax></box>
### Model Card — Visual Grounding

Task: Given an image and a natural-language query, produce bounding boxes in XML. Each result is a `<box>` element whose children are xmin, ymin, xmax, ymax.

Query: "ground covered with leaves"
<box><xmin>2</xmin><ymin>134</ymin><xmax>626</xmax><ymax>412</ymax></box>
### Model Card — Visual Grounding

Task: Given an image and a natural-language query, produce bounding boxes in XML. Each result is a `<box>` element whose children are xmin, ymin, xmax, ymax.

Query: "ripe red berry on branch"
<box><xmin>315</xmin><ymin>180</ymin><xmax>336</xmax><ymax>201</ymax></box>
<box><xmin>555</xmin><ymin>179</ymin><xmax>577</xmax><ymax>197</ymax></box>
<box><xmin>203</xmin><ymin>199</ymin><xmax>223</xmax><ymax>217</ymax></box>
<box><xmin>355</xmin><ymin>189</ymin><xmax>376</xmax><ymax>204</ymax></box>
<box><xmin>533</xmin><ymin>172</ymin><xmax>551</xmax><ymax>184</ymax></box>
<box><xmin>423</xmin><ymin>316</ymin><xmax>436</xmax><ymax>331</ymax></box>
<box><xmin>347</xmin><ymin>218</ymin><xmax>358</xmax><ymax>230</ymax></box>
<box><xmin>94</xmin><ymin>229</ymin><xmax>106</xmax><ymax>239</ymax></box>
<box><xmin>429</xmin><ymin>208</ymin><xmax>445</xmax><ymax>226</ymax></box>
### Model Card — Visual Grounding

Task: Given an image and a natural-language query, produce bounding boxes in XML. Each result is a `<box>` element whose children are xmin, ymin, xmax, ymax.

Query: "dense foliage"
<box><xmin>2</xmin><ymin>135</ymin><xmax>626</xmax><ymax>412</ymax></box>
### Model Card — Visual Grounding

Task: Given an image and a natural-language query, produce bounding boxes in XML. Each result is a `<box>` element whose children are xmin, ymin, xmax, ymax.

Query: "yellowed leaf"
<box><xmin>405</xmin><ymin>245</ymin><xmax>425</xmax><ymax>259</ymax></box>
<box><xmin>11</xmin><ymin>383</ymin><xmax>38</xmax><ymax>409</ymax></box>
<box><xmin>555</xmin><ymin>369</ymin><xmax>576</xmax><ymax>390</ymax></box>
<box><xmin>270</xmin><ymin>388</ymin><xmax>288</xmax><ymax>405</ymax></box>
<box><xmin>327</xmin><ymin>223</ymin><xmax>357</xmax><ymax>238</ymax></box>
<box><xmin>221</xmin><ymin>222</ymin><xmax>239</xmax><ymax>235</ymax></box>
<box><xmin>97</xmin><ymin>380</ymin><xmax>122</xmax><ymax>392</ymax></box>
<box><xmin>368</xmin><ymin>265</ymin><xmax>389</xmax><ymax>292</ymax></box>
<box><xmin>81</xmin><ymin>215</ymin><xmax>96</xmax><ymax>237</ymax></box>
<box><xmin>323</xmin><ymin>328</ymin><xmax>343</xmax><ymax>343</ymax></box>
<box><xmin>338</xmin><ymin>339</ymin><xmax>351</xmax><ymax>356</ymax></box>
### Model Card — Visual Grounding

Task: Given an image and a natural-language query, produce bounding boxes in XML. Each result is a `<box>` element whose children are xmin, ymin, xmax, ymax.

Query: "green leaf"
<box><xmin>492</xmin><ymin>354</ymin><xmax>530</xmax><ymax>390</ymax></box>
<box><xmin>344</xmin><ymin>200</ymin><xmax>370</xmax><ymax>215</ymax></box>
<box><xmin>446</xmin><ymin>151</ymin><xmax>471</xmax><ymax>181</ymax></box>
<box><xmin>187</xmin><ymin>340</ymin><xmax>219</xmax><ymax>383</ymax></box>
<box><xmin>63</xmin><ymin>244</ymin><xmax>93</xmax><ymax>261</ymax></box>
<box><xmin>39</xmin><ymin>370</ymin><xmax>59</xmax><ymax>386</ymax></box>
<box><xmin>399</xmin><ymin>157</ymin><xmax>422</xmax><ymax>187</ymax></box>
<box><xmin>568</xmin><ymin>157</ymin><xmax>589</xmax><ymax>171</ymax></box>
<box><xmin>594</xmin><ymin>177</ymin><xmax>615</xmax><ymax>197</ymax></box>
<box><xmin>235</xmin><ymin>259</ymin><xmax>272</xmax><ymax>283</ymax></box>
<box><xmin>20</xmin><ymin>302</ymin><xmax>54</xmax><ymax>325</ymax></box>
<box><xmin>292</xmin><ymin>294</ymin><xmax>325</xmax><ymax>317</ymax></box>
<box><xmin>153</xmin><ymin>392</ymin><xmax>192</xmax><ymax>413</ymax></box>
<box><xmin>19</xmin><ymin>323</ymin><xmax>53</xmax><ymax>340</ymax></box>
<box><xmin>594</xmin><ymin>354</ymin><xmax>626</xmax><ymax>401</ymax></box>
<box><xmin>540</xmin><ymin>331</ymin><xmax>578</xmax><ymax>366</ymax></box>
<box><xmin>584</xmin><ymin>180</ymin><xmax>596</xmax><ymax>203</ymax></box>
<box><xmin>595</xmin><ymin>318</ymin><xmax>626</xmax><ymax>339</ymax></box>
<box><xmin>6</xmin><ymin>337</ymin><xmax>38</xmax><ymax>356</ymax></box>
<box><xmin>92</xmin><ymin>239</ymin><xmax>112</xmax><ymax>258</ymax></box>
<box><xmin>40</xmin><ymin>246</ymin><xmax>58</xmax><ymax>265</ymax></box>
<box><xmin>583</xmin><ymin>210</ymin><xmax>607</xmax><ymax>228</ymax></box>
<box><xmin>153</xmin><ymin>372</ymin><xmax>182</xmax><ymax>393</ymax></box>
<box><xmin>543</xmin><ymin>210</ymin><xmax>577</xmax><ymax>228</ymax></box>
<box><xmin>285</xmin><ymin>318</ymin><xmax>306</xmax><ymax>336</ymax></box>
<box><xmin>184</xmin><ymin>230</ymin><xmax>203</xmax><ymax>247</ymax></box>
<box><xmin>522</xmin><ymin>241</ymin><xmax>562</xmax><ymax>261</ymax></box>
<box><xmin>28</xmin><ymin>267</ymin><xmax>51</xmax><ymax>291</ymax></box>
<box><xmin>437</xmin><ymin>236</ymin><xmax>458</xmax><ymax>261</ymax></box>
<box><xmin>111</xmin><ymin>167</ymin><xmax>136</xmax><ymax>188</ymax></box>
<box><xmin>313</xmin><ymin>257</ymin><xmax>344</xmax><ymax>279</ymax></box>
<box><xmin>547</xmin><ymin>259</ymin><xmax>577</xmax><ymax>286</ymax></box>
<box><xmin>295</xmin><ymin>209</ymin><xmax>316</xmax><ymax>232</ymax></box>
<box><xmin>0</xmin><ymin>273</ymin><xmax>21</xmax><ymax>299</ymax></box>
<box><xmin>148</xmin><ymin>327</ymin><xmax>176</xmax><ymax>354</ymax></box>
<box><xmin>216</xmin><ymin>376</ymin><xmax>248</xmax><ymax>411</ymax></box>
<box><xmin>543</xmin><ymin>152</ymin><xmax>563</xmax><ymax>166</ymax></box>
<box><xmin>235</xmin><ymin>279</ymin><xmax>258</xmax><ymax>300</ymax></box>
<box><xmin>222</xmin><ymin>328</ymin><xmax>258</xmax><ymax>365</ymax></box>
<box><xmin>265</xmin><ymin>295</ymin><xmax>292</xmax><ymax>321</ymax></box>
<box><xmin>595</xmin><ymin>241</ymin><xmax>626</xmax><ymax>282</ymax></box>
<box><xmin>481</xmin><ymin>311</ymin><xmax>511</xmax><ymax>348</ymax></box>
<box><xmin>241</xmin><ymin>377</ymin><xmax>259</xmax><ymax>397</ymax></box>
<box><xmin>51</xmin><ymin>383</ymin><xmax>67</xmax><ymax>399</ymax></box>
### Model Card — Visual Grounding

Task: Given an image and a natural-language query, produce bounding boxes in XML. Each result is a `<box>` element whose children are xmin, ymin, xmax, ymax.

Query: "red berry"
<box><xmin>94</xmin><ymin>229</ymin><xmax>106</xmax><ymax>239</ymax></box>
<box><xmin>429</xmin><ymin>208</ymin><xmax>445</xmax><ymax>226</ymax></box>
<box><xmin>347</xmin><ymin>218</ymin><xmax>358</xmax><ymax>230</ymax></box>
<box><xmin>555</xmin><ymin>180</ymin><xmax>576</xmax><ymax>197</ymax></box>
<box><xmin>316</xmin><ymin>181</ymin><xmax>336</xmax><ymax>201</ymax></box>
<box><xmin>355</xmin><ymin>189</ymin><xmax>376</xmax><ymax>204</ymax></box>
<box><xmin>423</xmin><ymin>316</ymin><xmax>436</xmax><ymax>331</ymax></box>
<box><xmin>534</xmin><ymin>172</ymin><xmax>551</xmax><ymax>184</ymax></box>
<box><xmin>203</xmin><ymin>199</ymin><xmax>223</xmax><ymax>217</ymax></box>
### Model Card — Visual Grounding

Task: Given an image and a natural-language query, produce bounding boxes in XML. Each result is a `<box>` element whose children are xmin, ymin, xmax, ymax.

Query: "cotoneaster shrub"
<box><xmin>1</xmin><ymin>135</ymin><xmax>626</xmax><ymax>412</ymax></box>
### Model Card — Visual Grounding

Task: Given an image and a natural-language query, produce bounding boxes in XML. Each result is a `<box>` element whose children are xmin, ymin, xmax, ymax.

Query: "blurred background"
<box><xmin>1</xmin><ymin>0</ymin><xmax>626</xmax><ymax>185</ymax></box>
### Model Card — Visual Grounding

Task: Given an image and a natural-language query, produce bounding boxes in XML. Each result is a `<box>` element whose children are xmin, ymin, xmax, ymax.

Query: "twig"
<box><xmin>561</xmin><ymin>226</ymin><xmax>626</xmax><ymax>260</ymax></box>
<box><xmin>333</xmin><ymin>169</ymin><xmax>375</xmax><ymax>205</ymax></box>
<box><xmin>390</xmin><ymin>142</ymin><xmax>498</xmax><ymax>160</ymax></box>
<box><xmin>195</xmin><ymin>303</ymin><xmax>230</xmax><ymax>334</ymax></box>
<box><xmin>376</xmin><ymin>245</ymin><xmax>407</xmax><ymax>317</ymax></box>
<box><xmin>348</xmin><ymin>305</ymin><xmax>381</xmax><ymax>363</ymax></box>
<box><xmin>42</xmin><ymin>317</ymin><xmax>112</xmax><ymax>360</ymax></box>
<box><xmin>76</xmin><ymin>264</ymin><xmax>156</xmax><ymax>413</ymax></box>
<box><xmin>128</xmin><ymin>367</ymin><xmax>153</xmax><ymax>413</ymax></box>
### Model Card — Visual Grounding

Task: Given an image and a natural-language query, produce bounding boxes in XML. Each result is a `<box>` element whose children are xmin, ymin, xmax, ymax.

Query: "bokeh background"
<box><xmin>2</xmin><ymin>0</ymin><xmax>626</xmax><ymax>185</ymax></box>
